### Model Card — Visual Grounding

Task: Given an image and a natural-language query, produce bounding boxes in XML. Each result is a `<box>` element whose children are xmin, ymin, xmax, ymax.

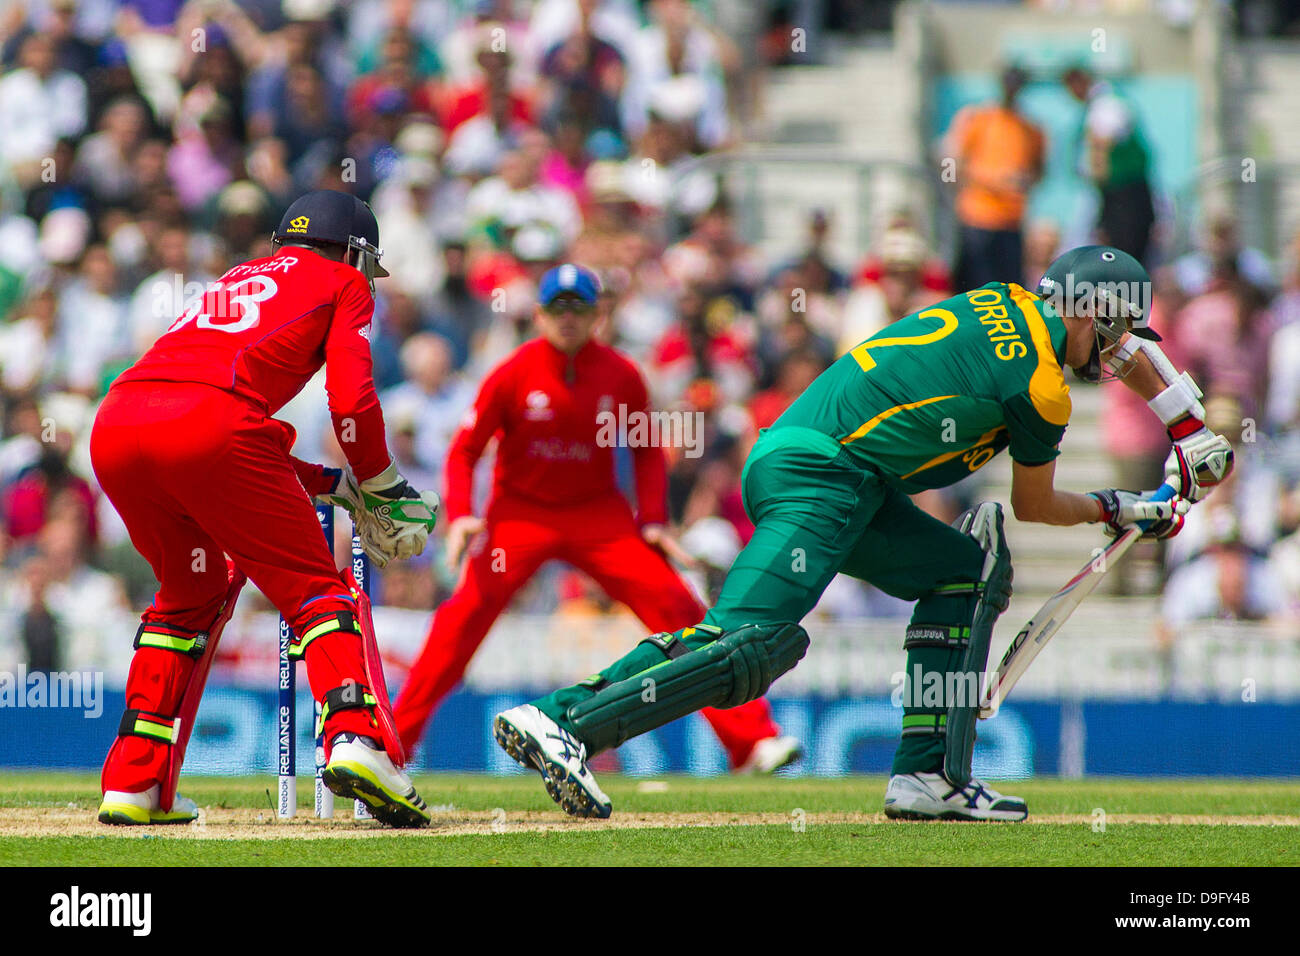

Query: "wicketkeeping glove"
<box><xmin>316</xmin><ymin>466</ymin><xmax>362</xmax><ymax>515</ymax></box>
<box><xmin>313</xmin><ymin>467</ymin><xmax>392</xmax><ymax>566</ymax></box>
<box><xmin>354</xmin><ymin>461</ymin><xmax>440</xmax><ymax>568</ymax></box>
<box><xmin>1165</xmin><ymin>426</ymin><xmax>1234</xmax><ymax>503</ymax></box>
<box><xmin>1087</xmin><ymin>488</ymin><xmax>1190</xmax><ymax>540</ymax></box>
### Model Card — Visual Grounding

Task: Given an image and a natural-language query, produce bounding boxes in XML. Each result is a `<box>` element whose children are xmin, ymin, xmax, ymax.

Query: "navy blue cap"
<box><xmin>538</xmin><ymin>263</ymin><xmax>601</xmax><ymax>306</ymax></box>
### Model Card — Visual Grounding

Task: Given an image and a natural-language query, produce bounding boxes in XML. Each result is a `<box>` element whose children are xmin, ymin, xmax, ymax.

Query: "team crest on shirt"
<box><xmin>524</xmin><ymin>390</ymin><xmax>554</xmax><ymax>420</ymax></box>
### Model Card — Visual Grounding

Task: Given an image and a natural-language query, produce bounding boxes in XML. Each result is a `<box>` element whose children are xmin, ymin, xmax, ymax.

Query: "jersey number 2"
<box><xmin>166</xmin><ymin>275</ymin><xmax>279</xmax><ymax>335</ymax></box>
<box><xmin>850</xmin><ymin>307</ymin><xmax>959</xmax><ymax>372</ymax></box>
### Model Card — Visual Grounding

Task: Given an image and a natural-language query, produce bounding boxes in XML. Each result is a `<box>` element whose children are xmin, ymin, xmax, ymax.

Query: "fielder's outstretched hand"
<box><xmin>444</xmin><ymin>515</ymin><xmax>486</xmax><ymax>569</ymax></box>
<box><xmin>642</xmin><ymin>523</ymin><xmax>698</xmax><ymax>569</ymax></box>
<box><xmin>1088</xmin><ymin>487</ymin><xmax>1190</xmax><ymax>539</ymax></box>
<box><xmin>353</xmin><ymin>461</ymin><xmax>440</xmax><ymax>568</ymax></box>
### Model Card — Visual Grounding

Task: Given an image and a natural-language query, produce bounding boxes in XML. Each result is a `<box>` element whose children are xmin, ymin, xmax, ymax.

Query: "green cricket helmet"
<box><xmin>1036</xmin><ymin>245</ymin><xmax>1157</xmax><ymax>382</ymax></box>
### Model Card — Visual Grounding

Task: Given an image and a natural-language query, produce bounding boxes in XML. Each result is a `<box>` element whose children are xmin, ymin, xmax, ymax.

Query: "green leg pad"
<box><xmin>567</xmin><ymin>622</ymin><xmax>809</xmax><ymax>756</ymax></box>
<box><xmin>941</xmin><ymin>595</ymin><xmax>998</xmax><ymax>787</ymax></box>
<box><xmin>943</xmin><ymin>502</ymin><xmax>1013</xmax><ymax>788</ymax></box>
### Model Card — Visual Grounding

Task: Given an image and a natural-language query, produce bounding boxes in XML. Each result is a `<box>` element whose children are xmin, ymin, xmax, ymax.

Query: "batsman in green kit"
<box><xmin>494</xmin><ymin>246</ymin><xmax>1235</xmax><ymax>821</ymax></box>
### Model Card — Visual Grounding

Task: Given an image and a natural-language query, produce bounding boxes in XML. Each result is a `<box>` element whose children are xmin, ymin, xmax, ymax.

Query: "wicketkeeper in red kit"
<box><xmin>393</xmin><ymin>264</ymin><xmax>801</xmax><ymax>772</ymax></box>
<box><xmin>93</xmin><ymin>190</ymin><xmax>439</xmax><ymax>827</ymax></box>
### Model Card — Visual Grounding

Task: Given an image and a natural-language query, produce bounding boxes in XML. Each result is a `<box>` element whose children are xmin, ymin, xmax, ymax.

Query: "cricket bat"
<box><xmin>979</xmin><ymin>482</ymin><xmax>1177</xmax><ymax>718</ymax></box>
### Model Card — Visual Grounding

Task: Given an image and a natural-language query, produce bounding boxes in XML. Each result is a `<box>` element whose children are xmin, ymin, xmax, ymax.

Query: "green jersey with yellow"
<box><xmin>772</xmin><ymin>282</ymin><xmax>1071</xmax><ymax>493</ymax></box>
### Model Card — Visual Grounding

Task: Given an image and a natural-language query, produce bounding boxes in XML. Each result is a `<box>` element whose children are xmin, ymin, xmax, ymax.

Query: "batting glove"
<box><xmin>1088</xmin><ymin>488</ymin><xmax>1190</xmax><ymax>539</ymax></box>
<box><xmin>1165</xmin><ymin>426</ymin><xmax>1234</xmax><ymax>503</ymax></box>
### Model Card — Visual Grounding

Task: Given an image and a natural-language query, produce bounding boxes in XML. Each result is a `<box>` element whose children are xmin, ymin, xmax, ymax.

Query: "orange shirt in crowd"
<box><xmin>947</xmin><ymin>104</ymin><xmax>1045</xmax><ymax>231</ymax></box>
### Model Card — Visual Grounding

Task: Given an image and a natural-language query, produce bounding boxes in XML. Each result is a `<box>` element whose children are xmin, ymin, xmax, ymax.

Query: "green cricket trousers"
<box><xmin>533</xmin><ymin>426</ymin><xmax>987</xmax><ymax>774</ymax></box>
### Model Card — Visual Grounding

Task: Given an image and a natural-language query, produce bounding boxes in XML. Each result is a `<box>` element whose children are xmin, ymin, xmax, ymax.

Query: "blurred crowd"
<box><xmin>2</xmin><ymin>0</ymin><xmax>1298</xmax><ymax>681</ymax></box>
<box><xmin>0</xmin><ymin>0</ymin><xmax>863</xmax><ymax>675</ymax></box>
<box><xmin>1145</xmin><ymin>218</ymin><xmax>1300</xmax><ymax>631</ymax></box>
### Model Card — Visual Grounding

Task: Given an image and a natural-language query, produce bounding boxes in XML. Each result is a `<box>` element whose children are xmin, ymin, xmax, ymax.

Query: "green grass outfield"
<box><xmin>1</xmin><ymin>773</ymin><xmax>1296</xmax><ymax>866</ymax></box>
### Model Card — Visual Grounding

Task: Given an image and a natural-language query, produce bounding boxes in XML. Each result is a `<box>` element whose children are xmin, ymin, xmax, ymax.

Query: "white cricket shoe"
<box><xmin>322</xmin><ymin>733</ymin><xmax>430</xmax><ymax>828</ymax></box>
<box><xmin>735</xmin><ymin>735</ymin><xmax>804</xmax><ymax>774</ymax></box>
<box><xmin>883</xmin><ymin>772</ymin><xmax>1028</xmax><ymax>822</ymax></box>
<box><xmin>494</xmin><ymin>704</ymin><xmax>612</xmax><ymax>819</ymax></box>
<box><xmin>98</xmin><ymin>784</ymin><xmax>198</xmax><ymax>825</ymax></box>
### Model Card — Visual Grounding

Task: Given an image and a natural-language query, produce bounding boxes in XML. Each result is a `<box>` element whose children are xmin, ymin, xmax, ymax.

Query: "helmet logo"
<box><xmin>286</xmin><ymin>215</ymin><xmax>310</xmax><ymax>233</ymax></box>
<box><xmin>1101</xmin><ymin>251</ymin><xmax>1115</xmax><ymax>261</ymax></box>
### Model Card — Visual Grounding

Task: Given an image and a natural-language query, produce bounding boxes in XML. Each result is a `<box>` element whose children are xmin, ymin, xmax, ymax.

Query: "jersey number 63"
<box><xmin>166</xmin><ymin>275</ymin><xmax>279</xmax><ymax>336</ymax></box>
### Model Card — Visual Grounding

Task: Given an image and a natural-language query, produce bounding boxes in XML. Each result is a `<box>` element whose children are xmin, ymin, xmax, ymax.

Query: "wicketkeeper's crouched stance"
<box><xmin>495</xmin><ymin>246</ymin><xmax>1233</xmax><ymax>821</ymax></box>
<box><xmin>93</xmin><ymin>192</ymin><xmax>438</xmax><ymax>827</ymax></box>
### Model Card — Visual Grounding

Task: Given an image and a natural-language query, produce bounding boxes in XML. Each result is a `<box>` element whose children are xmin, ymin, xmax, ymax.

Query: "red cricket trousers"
<box><xmin>393</xmin><ymin>494</ymin><xmax>780</xmax><ymax>766</ymax></box>
<box><xmin>91</xmin><ymin>382</ymin><xmax>376</xmax><ymax>793</ymax></box>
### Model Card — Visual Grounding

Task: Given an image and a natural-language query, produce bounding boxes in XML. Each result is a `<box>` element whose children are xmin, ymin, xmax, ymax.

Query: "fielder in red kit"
<box><xmin>92</xmin><ymin>191</ymin><xmax>438</xmax><ymax>827</ymax></box>
<box><xmin>394</xmin><ymin>264</ymin><xmax>801</xmax><ymax>771</ymax></box>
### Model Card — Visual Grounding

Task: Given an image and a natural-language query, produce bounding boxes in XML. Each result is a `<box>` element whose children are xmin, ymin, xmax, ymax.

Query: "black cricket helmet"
<box><xmin>272</xmin><ymin>190</ymin><xmax>389</xmax><ymax>292</ymax></box>
<box><xmin>1036</xmin><ymin>245</ymin><xmax>1156</xmax><ymax>382</ymax></box>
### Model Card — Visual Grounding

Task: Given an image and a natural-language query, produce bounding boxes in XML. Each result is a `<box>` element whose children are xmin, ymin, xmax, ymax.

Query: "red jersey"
<box><xmin>438</xmin><ymin>83</ymin><xmax>533</xmax><ymax>134</ymax></box>
<box><xmin>115</xmin><ymin>248</ymin><xmax>390</xmax><ymax>481</ymax></box>
<box><xmin>444</xmin><ymin>338</ymin><xmax>668</xmax><ymax>525</ymax></box>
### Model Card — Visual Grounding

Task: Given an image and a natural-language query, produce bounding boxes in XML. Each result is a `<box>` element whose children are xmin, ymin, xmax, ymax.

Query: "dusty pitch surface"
<box><xmin>3</xmin><ymin>804</ymin><xmax>1298</xmax><ymax>839</ymax></box>
<box><xmin>5</xmin><ymin>777</ymin><xmax>1298</xmax><ymax>865</ymax></box>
